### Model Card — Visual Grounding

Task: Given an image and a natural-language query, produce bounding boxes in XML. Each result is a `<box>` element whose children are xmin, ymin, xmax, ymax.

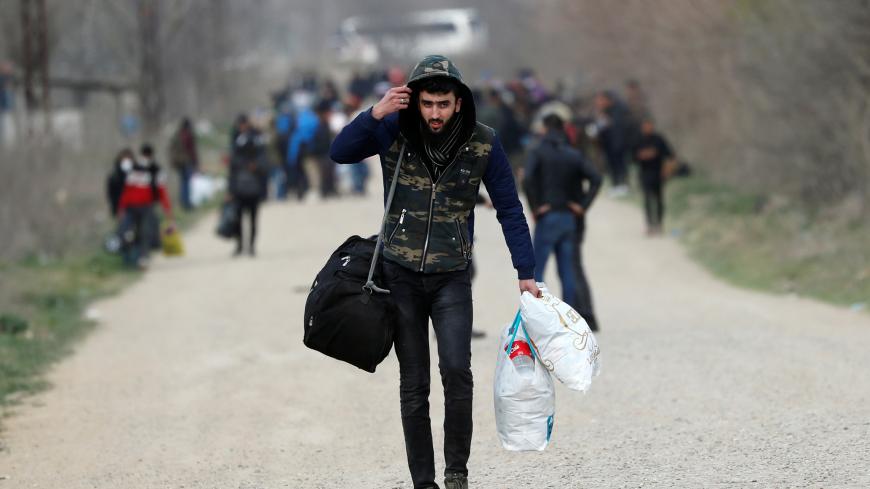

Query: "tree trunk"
<box><xmin>138</xmin><ymin>0</ymin><xmax>164</xmax><ymax>140</ymax></box>
<box><xmin>36</xmin><ymin>0</ymin><xmax>50</xmax><ymax>134</ymax></box>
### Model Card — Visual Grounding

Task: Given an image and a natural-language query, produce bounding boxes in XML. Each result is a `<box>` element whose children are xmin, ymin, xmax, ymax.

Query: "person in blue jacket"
<box><xmin>273</xmin><ymin>102</ymin><xmax>295</xmax><ymax>199</ymax></box>
<box><xmin>330</xmin><ymin>55</ymin><xmax>538</xmax><ymax>489</ymax></box>
<box><xmin>286</xmin><ymin>104</ymin><xmax>320</xmax><ymax>201</ymax></box>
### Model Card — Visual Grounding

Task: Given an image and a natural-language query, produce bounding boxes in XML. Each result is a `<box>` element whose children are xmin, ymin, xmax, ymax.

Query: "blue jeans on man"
<box><xmin>120</xmin><ymin>205</ymin><xmax>157</xmax><ymax>267</ymax></box>
<box><xmin>349</xmin><ymin>161</ymin><xmax>369</xmax><ymax>195</ymax></box>
<box><xmin>533</xmin><ymin>210</ymin><xmax>578</xmax><ymax>308</ymax></box>
<box><xmin>177</xmin><ymin>165</ymin><xmax>194</xmax><ymax>210</ymax></box>
<box><xmin>273</xmin><ymin>166</ymin><xmax>288</xmax><ymax>200</ymax></box>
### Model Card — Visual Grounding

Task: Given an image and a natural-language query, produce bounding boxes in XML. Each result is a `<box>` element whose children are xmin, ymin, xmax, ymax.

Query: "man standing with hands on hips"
<box><xmin>524</xmin><ymin>113</ymin><xmax>602</xmax><ymax>330</ymax></box>
<box><xmin>330</xmin><ymin>55</ymin><xmax>538</xmax><ymax>489</ymax></box>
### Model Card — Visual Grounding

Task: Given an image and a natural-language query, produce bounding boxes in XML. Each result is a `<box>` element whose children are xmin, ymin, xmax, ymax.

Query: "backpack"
<box><xmin>233</xmin><ymin>165</ymin><xmax>264</xmax><ymax>198</ymax></box>
<box><xmin>216</xmin><ymin>201</ymin><xmax>240</xmax><ymax>239</ymax></box>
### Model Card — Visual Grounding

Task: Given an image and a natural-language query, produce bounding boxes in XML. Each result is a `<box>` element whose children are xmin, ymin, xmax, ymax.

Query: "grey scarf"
<box><xmin>420</xmin><ymin>112</ymin><xmax>465</xmax><ymax>180</ymax></box>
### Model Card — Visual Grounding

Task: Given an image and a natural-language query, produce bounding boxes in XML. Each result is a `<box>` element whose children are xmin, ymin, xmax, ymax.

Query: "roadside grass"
<box><xmin>0</xmin><ymin>253</ymin><xmax>137</xmax><ymax>405</ymax></box>
<box><xmin>0</xmin><ymin>194</ymin><xmax>222</xmax><ymax>408</ymax></box>
<box><xmin>664</xmin><ymin>174</ymin><xmax>870</xmax><ymax>308</ymax></box>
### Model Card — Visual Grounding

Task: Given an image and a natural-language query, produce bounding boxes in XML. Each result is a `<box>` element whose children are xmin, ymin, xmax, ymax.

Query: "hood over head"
<box><xmin>399</xmin><ymin>55</ymin><xmax>477</xmax><ymax>149</ymax></box>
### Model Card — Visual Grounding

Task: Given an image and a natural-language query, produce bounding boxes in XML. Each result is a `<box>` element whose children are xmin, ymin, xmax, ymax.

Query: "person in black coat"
<box><xmin>632</xmin><ymin>118</ymin><xmax>674</xmax><ymax>235</ymax></box>
<box><xmin>594</xmin><ymin>91</ymin><xmax>630</xmax><ymax>194</ymax></box>
<box><xmin>228</xmin><ymin>116</ymin><xmax>269</xmax><ymax>256</ymax></box>
<box><xmin>311</xmin><ymin>100</ymin><xmax>337</xmax><ymax>198</ymax></box>
<box><xmin>524</xmin><ymin>114</ymin><xmax>602</xmax><ymax>329</ymax></box>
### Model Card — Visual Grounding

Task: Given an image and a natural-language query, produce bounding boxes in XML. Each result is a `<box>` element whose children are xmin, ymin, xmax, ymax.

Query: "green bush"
<box><xmin>0</xmin><ymin>313</ymin><xmax>29</xmax><ymax>335</ymax></box>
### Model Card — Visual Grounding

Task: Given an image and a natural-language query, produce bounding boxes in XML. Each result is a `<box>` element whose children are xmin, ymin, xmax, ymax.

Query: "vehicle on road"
<box><xmin>335</xmin><ymin>8</ymin><xmax>488</xmax><ymax>64</ymax></box>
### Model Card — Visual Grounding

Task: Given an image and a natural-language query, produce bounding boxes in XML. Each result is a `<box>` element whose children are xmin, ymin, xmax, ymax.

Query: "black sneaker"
<box><xmin>470</xmin><ymin>329</ymin><xmax>487</xmax><ymax>339</ymax></box>
<box><xmin>444</xmin><ymin>473</ymin><xmax>468</xmax><ymax>489</ymax></box>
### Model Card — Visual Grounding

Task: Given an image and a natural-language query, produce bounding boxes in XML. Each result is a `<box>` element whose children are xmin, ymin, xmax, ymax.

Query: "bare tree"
<box><xmin>136</xmin><ymin>0</ymin><xmax>163</xmax><ymax>138</ymax></box>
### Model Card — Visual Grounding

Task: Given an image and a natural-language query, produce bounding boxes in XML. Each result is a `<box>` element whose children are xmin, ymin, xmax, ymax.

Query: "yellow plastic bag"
<box><xmin>162</xmin><ymin>226</ymin><xmax>184</xmax><ymax>257</ymax></box>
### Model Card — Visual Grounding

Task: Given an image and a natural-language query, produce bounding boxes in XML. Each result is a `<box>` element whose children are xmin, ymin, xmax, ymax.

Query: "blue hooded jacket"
<box><xmin>286</xmin><ymin>108</ymin><xmax>320</xmax><ymax>167</ymax></box>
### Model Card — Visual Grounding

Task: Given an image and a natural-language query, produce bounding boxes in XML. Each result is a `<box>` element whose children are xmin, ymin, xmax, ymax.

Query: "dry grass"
<box><xmin>667</xmin><ymin>175</ymin><xmax>870</xmax><ymax>307</ymax></box>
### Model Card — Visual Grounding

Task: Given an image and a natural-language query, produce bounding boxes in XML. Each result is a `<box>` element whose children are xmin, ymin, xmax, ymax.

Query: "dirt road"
<box><xmin>2</xmin><ymin>189</ymin><xmax>869</xmax><ymax>488</ymax></box>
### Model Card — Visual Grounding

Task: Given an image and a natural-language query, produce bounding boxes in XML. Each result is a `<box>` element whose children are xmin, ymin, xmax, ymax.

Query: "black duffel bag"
<box><xmin>216</xmin><ymin>201</ymin><xmax>240</xmax><ymax>239</ymax></box>
<box><xmin>302</xmin><ymin>143</ymin><xmax>406</xmax><ymax>373</ymax></box>
<box><xmin>303</xmin><ymin>235</ymin><xmax>395</xmax><ymax>372</ymax></box>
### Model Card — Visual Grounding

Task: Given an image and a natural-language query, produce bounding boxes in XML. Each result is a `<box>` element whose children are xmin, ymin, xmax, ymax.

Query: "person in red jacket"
<box><xmin>117</xmin><ymin>144</ymin><xmax>174</xmax><ymax>268</ymax></box>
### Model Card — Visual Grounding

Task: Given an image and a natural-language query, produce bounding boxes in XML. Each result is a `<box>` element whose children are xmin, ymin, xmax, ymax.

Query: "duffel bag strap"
<box><xmin>364</xmin><ymin>142</ymin><xmax>407</xmax><ymax>295</ymax></box>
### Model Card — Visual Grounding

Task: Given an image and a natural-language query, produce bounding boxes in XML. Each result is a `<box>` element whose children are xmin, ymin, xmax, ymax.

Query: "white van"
<box><xmin>336</xmin><ymin>8</ymin><xmax>488</xmax><ymax>63</ymax></box>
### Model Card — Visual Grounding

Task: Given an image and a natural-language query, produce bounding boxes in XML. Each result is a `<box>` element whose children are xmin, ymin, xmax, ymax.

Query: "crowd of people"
<box><xmin>104</xmin><ymin>118</ymin><xmax>206</xmax><ymax>268</ymax></box>
<box><xmin>103</xmin><ymin>65</ymin><xmax>681</xmax><ymax>279</ymax></box>
<box><xmin>241</xmin><ymin>67</ymin><xmax>680</xmax><ymax>327</ymax></box>
<box><xmin>253</xmin><ymin>68</ymin><xmax>678</xmax><ymax>233</ymax></box>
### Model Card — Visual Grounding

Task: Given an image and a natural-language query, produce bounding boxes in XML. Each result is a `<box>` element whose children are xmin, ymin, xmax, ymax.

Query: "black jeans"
<box><xmin>641</xmin><ymin>173</ymin><xmax>664</xmax><ymax>228</ymax></box>
<box><xmin>605</xmin><ymin>146</ymin><xmax>628</xmax><ymax>187</ymax></box>
<box><xmin>572</xmin><ymin>217</ymin><xmax>599</xmax><ymax>331</ymax></box>
<box><xmin>317</xmin><ymin>157</ymin><xmax>337</xmax><ymax>198</ymax></box>
<box><xmin>288</xmin><ymin>161</ymin><xmax>309</xmax><ymax>201</ymax></box>
<box><xmin>235</xmin><ymin>196</ymin><xmax>260</xmax><ymax>251</ymax></box>
<box><xmin>383</xmin><ymin>260</ymin><xmax>474</xmax><ymax>489</ymax></box>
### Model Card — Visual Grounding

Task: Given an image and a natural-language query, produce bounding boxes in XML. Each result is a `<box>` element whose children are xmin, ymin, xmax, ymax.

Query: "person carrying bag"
<box><xmin>327</xmin><ymin>55</ymin><xmax>538</xmax><ymax>489</ymax></box>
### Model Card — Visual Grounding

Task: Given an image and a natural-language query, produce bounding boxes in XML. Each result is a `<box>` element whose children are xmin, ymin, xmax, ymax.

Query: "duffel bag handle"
<box><xmin>364</xmin><ymin>142</ymin><xmax>407</xmax><ymax>295</ymax></box>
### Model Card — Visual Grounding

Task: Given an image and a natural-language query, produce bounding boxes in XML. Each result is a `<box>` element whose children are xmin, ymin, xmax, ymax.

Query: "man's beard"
<box><xmin>425</xmin><ymin>117</ymin><xmax>448</xmax><ymax>134</ymax></box>
<box><xmin>420</xmin><ymin>111</ymin><xmax>465</xmax><ymax>174</ymax></box>
<box><xmin>421</xmin><ymin>113</ymin><xmax>460</xmax><ymax>143</ymax></box>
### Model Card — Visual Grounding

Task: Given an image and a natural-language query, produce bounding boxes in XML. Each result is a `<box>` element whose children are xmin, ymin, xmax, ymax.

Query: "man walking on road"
<box><xmin>228</xmin><ymin>115</ymin><xmax>269</xmax><ymax>256</ymax></box>
<box><xmin>632</xmin><ymin>118</ymin><xmax>675</xmax><ymax>235</ymax></box>
<box><xmin>594</xmin><ymin>91</ymin><xmax>630</xmax><ymax>196</ymax></box>
<box><xmin>330</xmin><ymin>55</ymin><xmax>538</xmax><ymax>489</ymax></box>
<box><xmin>524</xmin><ymin>114</ymin><xmax>602</xmax><ymax>329</ymax></box>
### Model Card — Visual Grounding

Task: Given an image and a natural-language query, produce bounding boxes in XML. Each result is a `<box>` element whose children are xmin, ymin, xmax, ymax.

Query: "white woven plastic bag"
<box><xmin>520</xmin><ymin>283</ymin><xmax>601</xmax><ymax>392</ymax></box>
<box><xmin>494</xmin><ymin>312</ymin><xmax>555</xmax><ymax>451</ymax></box>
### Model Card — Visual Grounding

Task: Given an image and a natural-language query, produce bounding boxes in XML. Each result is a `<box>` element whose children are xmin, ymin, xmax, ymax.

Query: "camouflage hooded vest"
<box><xmin>382</xmin><ymin>123</ymin><xmax>494</xmax><ymax>273</ymax></box>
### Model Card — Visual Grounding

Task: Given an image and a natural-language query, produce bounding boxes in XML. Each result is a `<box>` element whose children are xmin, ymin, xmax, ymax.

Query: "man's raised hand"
<box><xmin>372</xmin><ymin>86</ymin><xmax>413</xmax><ymax>120</ymax></box>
